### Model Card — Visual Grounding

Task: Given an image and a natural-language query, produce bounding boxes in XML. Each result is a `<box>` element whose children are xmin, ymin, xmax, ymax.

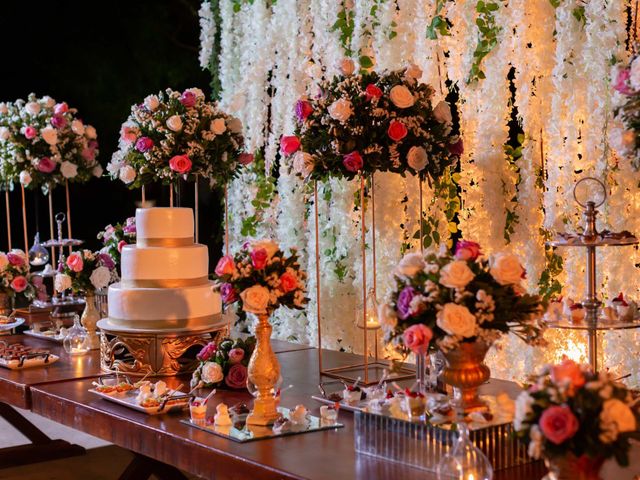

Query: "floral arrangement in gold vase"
<box><xmin>213</xmin><ymin>239</ymin><xmax>308</xmax><ymax>425</ymax></box>
<box><xmin>380</xmin><ymin>241</ymin><xmax>547</xmax><ymax>412</ymax></box>
<box><xmin>514</xmin><ymin>358</ymin><xmax>640</xmax><ymax>480</ymax></box>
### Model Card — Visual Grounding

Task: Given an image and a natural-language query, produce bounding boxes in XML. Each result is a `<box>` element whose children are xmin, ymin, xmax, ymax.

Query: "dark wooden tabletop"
<box><xmin>29</xmin><ymin>348</ymin><xmax>546</xmax><ymax>480</ymax></box>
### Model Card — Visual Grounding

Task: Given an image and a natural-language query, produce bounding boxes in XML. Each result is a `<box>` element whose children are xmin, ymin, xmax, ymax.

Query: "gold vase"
<box><xmin>440</xmin><ymin>340</ymin><xmax>490</xmax><ymax>414</ymax></box>
<box><xmin>246</xmin><ymin>313</ymin><xmax>281</xmax><ymax>426</ymax></box>
<box><xmin>543</xmin><ymin>454</ymin><xmax>605</xmax><ymax>480</ymax></box>
<box><xmin>81</xmin><ymin>293</ymin><xmax>100</xmax><ymax>350</ymax></box>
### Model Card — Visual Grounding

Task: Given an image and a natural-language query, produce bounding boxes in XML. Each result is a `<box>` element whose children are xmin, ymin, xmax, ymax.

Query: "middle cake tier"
<box><xmin>120</xmin><ymin>244</ymin><xmax>209</xmax><ymax>286</ymax></box>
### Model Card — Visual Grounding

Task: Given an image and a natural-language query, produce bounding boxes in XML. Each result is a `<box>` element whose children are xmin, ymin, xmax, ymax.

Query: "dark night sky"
<box><xmin>0</xmin><ymin>0</ymin><xmax>223</xmax><ymax>260</ymax></box>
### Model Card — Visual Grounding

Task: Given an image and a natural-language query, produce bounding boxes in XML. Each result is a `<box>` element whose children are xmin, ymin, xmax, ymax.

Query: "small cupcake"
<box><xmin>190</xmin><ymin>397</ymin><xmax>207</xmax><ymax>424</ymax></box>
<box><xmin>569</xmin><ymin>303</ymin><xmax>585</xmax><ymax>323</ymax></box>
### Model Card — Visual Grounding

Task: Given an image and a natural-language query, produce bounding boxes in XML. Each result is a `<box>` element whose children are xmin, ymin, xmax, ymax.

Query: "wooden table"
<box><xmin>29</xmin><ymin>348</ymin><xmax>546</xmax><ymax>480</ymax></box>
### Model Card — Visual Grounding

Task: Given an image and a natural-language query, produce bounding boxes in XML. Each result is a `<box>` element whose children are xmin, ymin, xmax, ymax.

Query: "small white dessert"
<box><xmin>272</xmin><ymin>417</ymin><xmax>291</xmax><ymax>434</ymax></box>
<box><xmin>190</xmin><ymin>397</ymin><xmax>207</xmax><ymax>424</ymax></box>
<box><xmin>545</xmin><ymin>301</ymin><xmax>563</xmax><ymax>322</ymax></box>
<box><xmin>136</xmin><ymin>384</ymin><xmax>153</xmax><ymax>404</ymax></box>
<box><xmin>562</xmin><ymin>297</ymin><xmax>575</xmax><ymax>317</ymax></box>
<box><xmin>342</xmin><ymin>388</ymin><xmax>362</xmax><ymax>406</ymax></box>
<box><xmin>602</xmin><ymin>305</ymin><xmax>618</xmax><ymax>322</ymax></box>
<box><xmin>214</xmin><ymin>403</ymin><xmax>232</xmax><ymax>426</ymax></box>
<box><xmin>154</xmin><ymin>381</ymin><xmax>168</xmax><ymax>397</ymax></box>
<box><xmin>290</xmin><ymin>404</ymin><xmax>309</xmax><ymax>424</ymax></box>
<box><xmin>320</xmin><ymin>405</ymin><xmax>338</xmax><ymax>422</ymax></box>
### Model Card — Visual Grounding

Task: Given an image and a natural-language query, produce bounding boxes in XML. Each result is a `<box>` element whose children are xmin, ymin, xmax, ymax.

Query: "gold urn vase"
<box><xmin>81</xmin><ymin>293</ymin><xmax>101</xmax><ymax>350</ymax></box>
<box><xmin>543</xmin><ymin>454</ymin><xmax>605</xmax><ymax>480</ymax></box>
<box><xmin>246</xmin><ymin>313</ymin><xmax>281</xmax><ymax>426</ymax></box>
<box><xmin>439</xmin><ymin>340</ymin><xmax>491</xmax><ymax>414</ymax></box>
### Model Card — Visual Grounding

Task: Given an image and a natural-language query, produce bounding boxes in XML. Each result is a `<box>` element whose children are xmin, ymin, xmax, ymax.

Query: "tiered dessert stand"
<box><xmin>546</xmin><ymin>178</ymin><xmax>640</xmax><ymax>372</ymax></box>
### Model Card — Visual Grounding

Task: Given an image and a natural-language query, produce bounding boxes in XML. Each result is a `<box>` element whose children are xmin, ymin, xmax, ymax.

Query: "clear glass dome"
<box><xmin>437</xmin><ymin>424</ymin><xmax>494</xmax><ymax>480</ymax></box>
<box><xmin>62</xmin><ymin>315</ymin><xmax>90</xmax><ymax>355</ymax></box>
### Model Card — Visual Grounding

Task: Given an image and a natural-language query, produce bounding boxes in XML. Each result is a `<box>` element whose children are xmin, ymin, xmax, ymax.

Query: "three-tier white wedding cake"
<box><xmin>99</xmin><ymin>207</ymin><xmax>222</xmax><ymax>332</ymax></box>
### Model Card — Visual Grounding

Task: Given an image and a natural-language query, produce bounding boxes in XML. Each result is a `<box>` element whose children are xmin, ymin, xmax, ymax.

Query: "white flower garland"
<box><xmin>198</xmin><ymin>1</ymin><xmax>215</xmax><ymax>70</ymax></box>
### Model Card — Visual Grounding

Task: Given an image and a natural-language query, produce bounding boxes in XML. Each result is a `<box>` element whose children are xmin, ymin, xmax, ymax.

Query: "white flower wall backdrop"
<box><xmin>201</xmin><ymin>0</ymin><xmax>640</xmax><ymax>383</ymax></box>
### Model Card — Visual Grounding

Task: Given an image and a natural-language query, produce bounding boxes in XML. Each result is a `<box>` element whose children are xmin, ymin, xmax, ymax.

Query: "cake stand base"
<box><xmin>98</xmin><ymin>319</ymin><xmax>228</xmax><ymax>377</ymax></box>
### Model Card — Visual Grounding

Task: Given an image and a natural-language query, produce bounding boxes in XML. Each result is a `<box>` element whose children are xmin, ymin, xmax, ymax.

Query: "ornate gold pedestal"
<box><xmin>98</xmin><ymin>321</ymin><xmax>227</xmax><ymax>376</ymax></box>
<box><xmin>246</xmin><ymin>313</ymin><xmax>281</xmax><ymax>426</ymax></box>
<box><xmin>440</xmin><ymin>340</ymin><xmax>491</xmax><ymax>414</ymax></box>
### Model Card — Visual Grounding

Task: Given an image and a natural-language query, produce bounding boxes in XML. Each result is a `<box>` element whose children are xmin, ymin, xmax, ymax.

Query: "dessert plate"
<box><xmin>0</xmin><ymin>317</ymin><xmax>25</xmax><ymax>331</ymax></box>
<box><xmin>0</xmin><ymin>353</ymin><xmax>59</xmax><ymax>370</ymax></box>
<box><xmin>89</xmin><ymin>388</ymin><xmax>190</xmax><ymax>415</ymax></box>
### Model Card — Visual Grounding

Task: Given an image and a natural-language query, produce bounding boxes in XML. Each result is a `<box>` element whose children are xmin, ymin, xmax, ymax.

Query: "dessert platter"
<box><xmin>0</xmin><ymin>341</ymin><xmax>59</xmax><ymax>369</ymax></box>
<box><xmin>24</xmin><ymin>320</ymin><xmax>69</xmax><ymax>343</ymax></box>
<box><xmin>0</xmin><ymin>315</ymin><xmax>25</xmax><ymax>332</ymax></box>
<box><xmin>88</xmin><ymin>375</ymin><xmax>190</xmax><ymax>415</ymax></box>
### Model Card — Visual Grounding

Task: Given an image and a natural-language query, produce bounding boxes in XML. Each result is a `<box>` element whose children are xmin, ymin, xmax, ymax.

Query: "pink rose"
<box><xmin>228</xmin><ymin>348</ymin><xmax>245</xmax><ymax>364</ymax></box>
<box><xmin>402</xmin><ymin>324</ymin><xmax>433</xmax><ymax>355</ymax></box>
<box><xmin>551</xmin><ymin>358</ymin><xmax>586</xmax><ymax>395</ymax></box>
<box><xmin>214</xmin><ymin>255</ymin><xmax>236</xmax><ymax>276</ymax></box>
<box><xmin>250</xmin><ymin>248</ymin><xmax>268</xmax><ymax>270</ymax></box>
<box><xmin>66</xmin><ymin>252</ymin><xmax>84</xmax><ymax>273</ymax></box>
<box><xmin>179</xmin><ymin>91</ymin><xmax>197</xmax><ymax>107</ymax></box>
<box><xmin>169</xmin><ymin>154</ymin><xmax>192</xmax><ymax>174</ymax></box>
<box><xmin>295</xmin><ymin>100</ymin><xmax>313</xmax><ymax>121</ymax></box>
<box><xmin>117</xmin><ymin>240</ymin><xmax>127</xmax><ymax>253</ymax></box>
<box><xmin>454</xmin><ymin>240</ymin><xmax>482</xmax><ymax>261</ymax></box>
<box><xmin>54</xmin><ymin>103</ymin><xmax>68</xmax><ymax>115</ymax></box>
<box><xmin>120</xmin><ymin>126</ymin><xmax>138</xmax><ymax>144</ymax></box>
<box><xmin>365</xmin><ymin>84</ymin><xmax>383</xmax><ymax>100</ymax></box>
<box><xmin>135</xmin><ymin>137</ymin><xmax>154</xmax><ymax>152</ymax></box>
<box><xmin>10</xmin><ymin>276</ymin><xmax>28</xmax><ymax>293</ymax></box>
<box><xmin>448</xmin><ymin>138</ymin><xmax>464</xmax><ymax>156</ymax></box>
<box><xmin>7</xmin><ymin>252</ymin><xmax>25</xmax><ymax>267</ymax></box>
<box><xmin>539</xmin><ymin>406</ymin><xmax>579</xmax><ymax>445</ymax></box>
<box><xmin>197</xmin><ymin>342</ymin><xmax>217</xmax><ymax>361</ymax></box>
<box><xmin>24</xmin><ymin>126</ymin><xmax>37</xmax><ymax>139</ymax></box>
<box><xmin>51</xmin><ymin>115</ymin><xmax>67</xmax><ymax>129</ymax></box>
<box><xmin>37</xmin><ymin>157</ymin><xmax>56</xmax><ymax>173</ymax></box>
<box><xmin>280</xmin><ymin>272</ymin><xmax>297</xmax><ymax>293</ymax></box>
<box><xmin>225</xmin><ymin>363</ymin><xmax>248</xmax><ymax>389</ymax></box>
<box><xmin>280</xmin><ymin>136</ymin><xmax>301</xmax><ymax>156</ymax></box>
<box><xmin>238</xmin><ymin>153</ymin><xmax>254</xmax><ymax>165</ymax></box>
<box><xmin>388</xmin><ymin>120</ymin><xmax>408</xmax><ymax>142</ymax></box>
<box><xmin>220</xmin><ymin>283</ymin><xmax>238</xmax><ymax>304</ymax></box>
<box><xmin>343</xmin><ymin>151</ymin><xmax>363</xmax><ymax>172</ymax></box>
<box><xmin>614</xmin><ymin>69</ymin><xmax>635</xmax><ymax>95</ymax></box>
<box><xmin>81</xmin><ymin>148</ymin><xmax>96</xmax><ymax>161</ymax></box>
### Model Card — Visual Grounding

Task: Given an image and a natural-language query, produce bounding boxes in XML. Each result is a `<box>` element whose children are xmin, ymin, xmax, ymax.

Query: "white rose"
<box><xmin>407</xmin><ymin>146</ymin><xmax>428</xmax><ymax>171</ymax></box>
<box><xmin>43</xmin><ymin>96</ymin><xmax>55</xmax><ymax>108</ymax></box>
<box><xmin>201</xmin><ymin>362</ymin><xmax>224</xmax><ymax>384</ymax></box>
<box><xmin>490</xmin><ymin>252</ymin><xmax>525</xmax><ymax>286</ymax></box>
<box><xmin>395</xmin><ymin>252</ymin><xmax>425</xmax><ymax>277</ymax></box>
<box><xmin>389</xmin><ymin>85</ymin><xmax>415</xmax><ymax>108</ymax></box>
<box><xmin>378</xmin><ymin>303</ymin><xmax>398</xmax><ymax>330</ymax></box>
<box><xmin>339</xmin><ymin>58</ymin><xmax>355</xmax><ymax>76</ymax></box>
<box><xmin>60</xmin><ymin>161</ymin><xmax>78</xmax><ymax>179</ymax></box>
<box><xmin>71</xmin><ymin>119</ymin><xmax>85</xmax><ymax>135</ymax></box>
<box><xmin>106</xmin><ymin>160</ymin><xmax>122</xmax><ymax>176</ymax></box>
<box><xmin>144</xmin><ymin>94</ymin><xmax>160</xmax><ymax>111</ymax></box>
<box><xmin>439</xmin><ymin>260</ymin><xmax>475</xmax><ymax>289</ymax></box>
<box><xmin>187</xmin><ymin>87</ymin><xmax>205</xmax><ymax>99</ymax></box>
<box><xmin>227</xmin><ymin>117</ymin><xmax>243</xmax><ymax>134</ymax></box>
<box><xmin>609</xmin><ymin>126</ymin><xmax>636</xmax><ymax>155</ymax></box>
<box><xmin>250</xmin><ymin>239</ymin><xmax>279</xmax><ymax>258</ymax></box>
<box><xmin>54</xmin><ymin>273</ymin><xmax>72</xmax><ymax>292</ymax></box>
<box><xmin>0</xmin><ymin>127</ymin><xmax>10</xmax><ymax>142</ymax></box>
<box><xmin>25</xmin><ymin>101</ymin><xmax>40</xmax><ymax>115</ymax></box>
<box><xmin>433</xmin><ymin>101</ymin><xmax>453</xmax><ymax>125</ymax></box>
<box><xmin>527</xmin><ymin>426</ymin><xmax>543</xmax><ymax>460</ymax></box>
<box><xmin>0</xmin><ymin>103</ymin><xmax>8</xmax><ymax>114</ymax></box>
<box><xmin>119</xmin><ymin>165</ymin><xmax>137</xmax><ymax>184</ymax></box>
<box><xmin>328</xmin><ymin>98</ymin><xmax>353</xmax><ymax>123</ymax></box>
<box><xmin>292</xmin><ymin>151</ymin><xmax>315</xmax><ymax>177</ymax></box>
<box><xmin>92</xmin><ymin>164</ymin><xmax>103</xmax><ymax>177</ymax></box>
<box><xmin>85</xmin><ymin>125</ymin><xmax>97</xmax><ymax>139</ymax></box>
<box><xmin>0</xmin><ymin>253</ymin><xmax>8</xmax><ymax>270</ymax></box>
<box><xmin>19</xmin><ymin>170</ymin><xmax>32</xmax><ymax>187</ymax></box>
<box><xmin>89</xmin><ymin>266</ymin><xmax>111</xmax><ymax>290</ymax></box>
<box><xmin>436</xmin><ymin>303</ymin><xmax>477</xmax><ymax>338</ymax></box>
<box><xmin>599</xmin><ymin>398</ymin><xmax>636</xmax><ymax>443</ymax></box>
<box><xmin>41</xmin><ymin>126</ymin><xmax>58</xmax><ymax>145</ymax></box>
<box><xmin>211</xmin><ymin>118</ymin><xmax>227</xmax><ymax>135</ymax></box>
<box><xmin>514</xmin><ymin>391</ymin><xmax>534</xmax><ymax>431</ymax></box>
<box><xmin>631</xmin><ymin>57</ymin><xmax>640</xmax><ymax>90</ymax></box>
<box><xmin>166</xmin><ymin>115</ymin><xmax>183</xmax><ymax>132</ymax></box>
<box><xmin>240</xmin><ymin>285</ymin><xmax>271</xmax><ymax>314</ymax></box>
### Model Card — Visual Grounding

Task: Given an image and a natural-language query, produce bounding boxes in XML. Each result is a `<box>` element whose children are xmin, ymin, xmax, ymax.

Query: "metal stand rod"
<box><xmin>141</xmin><ymin>185</ymin><xmax>146</xmax><ymax>205</ymax></box>
<box><xmin>20</xmin><ymin>185</ymin><xmax>28</xmax><ymax>252</ymax></box>
<box><xmin>48</xmin><ymin>191</ymin><xmax>56</xmax><ymax>270</ymax></box>
<box><xmin>360</xmin><ymin>174</ymin><xmax>369</xmax><ymax>384</ymax></box>
<box><xmin>419</xmin><ymin>177</ymin><xmax>424</xmax><ymax>254</ymax></box>
<box><xmin>586</xmin><ymin>244</ymin><xmax>598</xmax><ymax>372</ymax></box>
<box><xmin>371</xmin><ymin>173</ymin><xmax>377</xmax><ymax>298</ymax></box>
<box><xmin>169</xmin><ymin>184</ymin><xmax>174</xmax><ymax>207</ymax></box>
<box><xmin>194</xmin><ymin>175</ymin><xmax>199</xmax><ymax>243</ymax></box>
<box><xmin>64</xmin><ymin>181</ymin><xmax>72</xmax><ymax>254</ymax></box>
<box><xmin>314</xmin><ymin>181</ymin><xmax>322</xmax><ymax>375</ymax></box>
<box><xmin>5</xmin><ymin>188</ymin><xmax>11</xmax><ymax>250</ymax></box>
<box><xmin>224</xmin><ymin>186</ymin><xmax>229</xmax><ymax>256</ymax></box>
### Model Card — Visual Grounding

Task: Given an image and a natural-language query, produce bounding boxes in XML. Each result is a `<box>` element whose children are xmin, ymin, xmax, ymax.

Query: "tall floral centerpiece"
<box><xmin>0</xmin><ymin>94</ymin><xmax>100</xmax><ymax>192</ymax></box>
<box><xmin>190</xmin><ymin>337</ymin><xmax>256</xmax><ymax>390</ymax></box>
<box><xmin>107</xmin><ymin>87</ymin><xmax>250</xmax><ymax>190</ymax></box>
<box><xmin>97</xmin><ymin>217</ymin><xmax>136</xmax><ymax>275</ymax></box>
<box><xmin>380</xmin><ymin>241</ymin><xmax>547</xmax><ymax>412</ymax></box>
<box><xmin>213</xmin><ymin>240</ymin><xmax>308</xmax><ymax>424</ymax></box>
<box><xmin>55</xmin><ymin>250</ymin><xmax>118</xmax><ymax>348</ymax></box>
<box><xmin>514</xmin><ymin>358</ymin><xmax>640</xmax><ymax>480</ymax></box>
<box><xmin>0</xmin><ymin>249</ymin><xmax>36</xmax><ymax>314</ymax></box>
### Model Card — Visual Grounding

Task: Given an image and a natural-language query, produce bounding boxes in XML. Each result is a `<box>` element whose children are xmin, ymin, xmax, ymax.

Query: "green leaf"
<box><xmin>359</xmin><ymin>55</ymin><xmax>374</xmax><ymax>68</ymax></box>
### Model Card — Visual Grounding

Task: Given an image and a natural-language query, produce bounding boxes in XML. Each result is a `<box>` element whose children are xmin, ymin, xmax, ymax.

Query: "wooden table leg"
<box><xmin>0</xmin><ymin>401</ymin><xmax>85</xmax><ymax>468</ymax></box>
<box><xmin>119</xmin><ymin>453</ymin><xmax>189</xmax><ymax>480</ymax></box>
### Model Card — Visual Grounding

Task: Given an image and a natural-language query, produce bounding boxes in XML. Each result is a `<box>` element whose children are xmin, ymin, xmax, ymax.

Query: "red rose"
<box><xmin>238</xmin><ymin>153</ymin><xmax>254</xmax><ymax>165</ymax></box>
<box><xmin>117</xmin><ymin>240</ymin><xmax>127</xmax><ymax>253</ymax></box>
<box><xmin>250</xmin><ymin>248</ymin><xmax>269</xmax><ymax>269</ymax></box>
<box><xmin>343</xmin><ymin>151</ymin><xmax>363</xmax><ymax>173</ymax></box>
<box><xmin>365</xmin><ymin>84</ymin><xmax>383</xmax><ymax>100</ymax></box>
<box><xmin>295</xmin><ymin>100</ymin><xmax>313</xmax><ymax>121</ymax></box>
<box><xmin>402</xmin><ymin>324</ymin><xmax>433</xmax><ymax>355</ymax></box>
<box><xmin>197</xmin><ymin>342</ymin><xmax>217</xmax><ymax>361</ymax></box>
<box><xmin>169</xmin><ymin>154</ymin><xmax>192</xmax><ymax>174</ymax></box>
<box><xmin>539</xmin><ymin>406</ymin><xmax>579</xmax><ymax>445</ymax></box>
<box><xmin>454</xmin><ymin>240</ymin><xmax>482</xmax><ymax>261</ymax></box>
<box><xmin>280</xmin><ymin>136</ymin><xmax>301</xmax><ymax>156</ymax></box>
<box><xmin>10</xmin><ymin>276</ymin><xmax>28</xmax><ymax>293</ymax></box>
<box><xmin>135</xmin><ymin>137</ymin><xmax>154</xmax><ymax>153</ymax></box>
<box><xmin>280</xmin><ymin>272</ymin><xmax>298</xmax><ymax>293</ymax></box>
<box><xmin>388</xmin><ymin>120</ymin><xmax>408</xmax><ymax>142</ymax></box>
<box><xmin>225</xmin><ymin>363</ymin><xmax>248</xmax><ymax>389</ymax></box>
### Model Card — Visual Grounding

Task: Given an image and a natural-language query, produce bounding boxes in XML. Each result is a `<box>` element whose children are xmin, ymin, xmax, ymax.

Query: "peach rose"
<box><xmin>66</xmin><ymin>252</ymin><xmax>84</xmax><ymax>273</ymax></box>
<box><xmin>214</xmin><ymin>255</ymin><xmax>236</xmax><ymax>277</ymax></box>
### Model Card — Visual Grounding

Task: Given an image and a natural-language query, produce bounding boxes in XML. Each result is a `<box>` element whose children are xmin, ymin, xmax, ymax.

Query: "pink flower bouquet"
<box><xmin>55</xmin><ymin>250</ymin><xmax>117</xmax><ymax>294</ymax></box>
<box><xmin>97</xmin><ymin>217</ymin><xmax>136</xmax><ymax>274</ymax></box>
<box><xmin>0</xmin><ymin>249</ymin><xmax>36</xmax><ymax>301</ymax></box>
<box><xmin>514</xmin><ymin>358</ymin><xmax>640</xmax><ymax>468</ymax></box>
<box><xmin>190</xmin><ymin>337</ymin><xmax>256</xmax><ymax>389</ymax></box>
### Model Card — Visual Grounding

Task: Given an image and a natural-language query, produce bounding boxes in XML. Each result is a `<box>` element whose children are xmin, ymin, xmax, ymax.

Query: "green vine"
<box><xmin>426</xmin><ymin>0</ymin><xmax>451</xmax><ymax>40</ymax></box>
<box><xmin>239</xmin><ymin>151</ymin><xmax>277</xmax><ymax>237</ymax></box>
<box><xmin>548</xmin><ymin>0</ymin><xmax>586</xmax><ymax>26</ymax></box>
<box><xmin>205</xmin><ymin>1</ymin><xmax>222</xmax><ymax>99</ymax></box>
<box><xmin>538</xmin><ymin>229</ymin><xmax>564</xmax><ymax>300</ymax></box>
<box><xmin>332</xmin><ymin>3</ymin><xmax>355</xmax><ymax>57</ymax></box>
<box><xmin>468</xmin><ymin>0</ymin><xmax>502</xmax><ymax>83</ymax></box>
<box><xmin>503</xmin><ymin>133</ymin><xmax>524</xmax><ymax>242</ymax></box>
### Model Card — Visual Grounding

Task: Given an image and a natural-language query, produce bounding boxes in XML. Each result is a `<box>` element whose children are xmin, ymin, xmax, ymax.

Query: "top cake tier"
<box><xmin>136</xmin><ymin>207</ymin><xmax>194</xmax><ymax>246</ymax></box>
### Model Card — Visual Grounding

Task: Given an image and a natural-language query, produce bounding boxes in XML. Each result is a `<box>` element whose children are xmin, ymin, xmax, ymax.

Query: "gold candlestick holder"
<box><xmin>246</xmin><ymin>313</ymin><xmax>281</xmax><ymax>426</ymax></box>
